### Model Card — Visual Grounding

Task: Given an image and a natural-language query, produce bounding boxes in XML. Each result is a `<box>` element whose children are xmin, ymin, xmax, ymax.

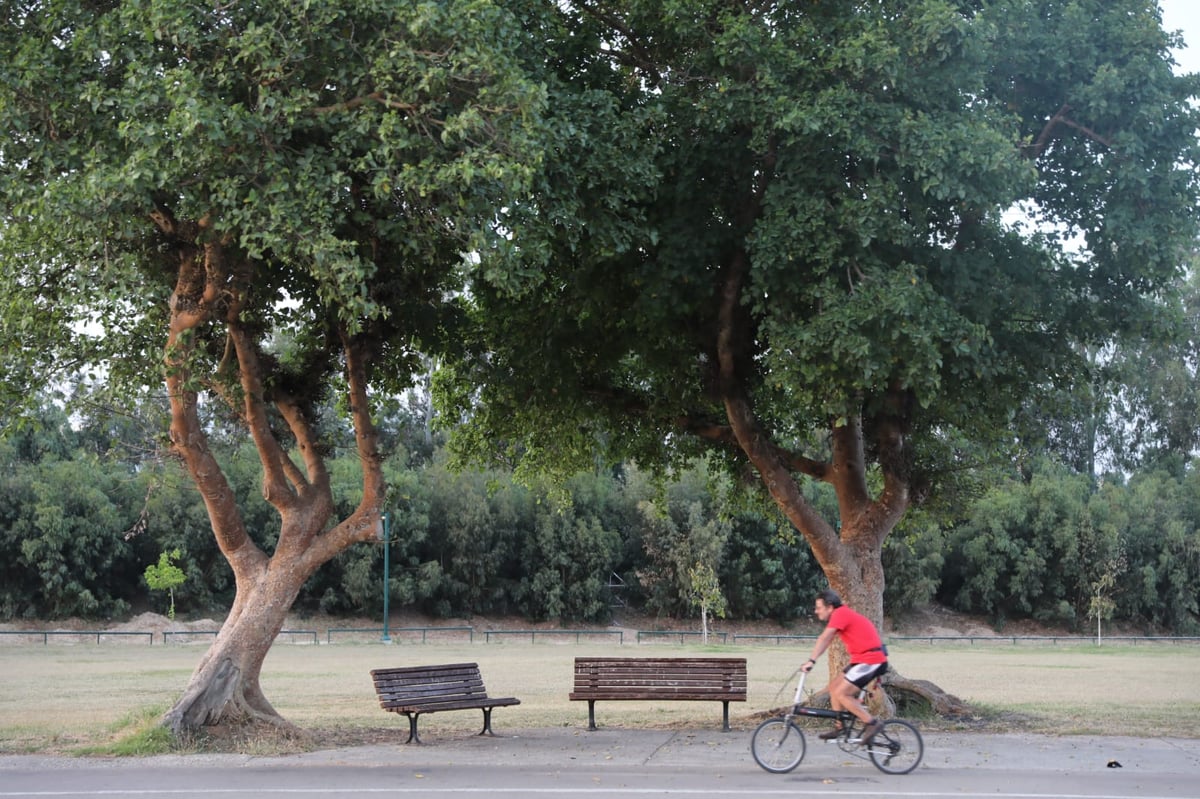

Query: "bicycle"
<box><xmin>750</xmin><ymin>670</ymin><xmax>924</xmax><ymax>775</ymax></box>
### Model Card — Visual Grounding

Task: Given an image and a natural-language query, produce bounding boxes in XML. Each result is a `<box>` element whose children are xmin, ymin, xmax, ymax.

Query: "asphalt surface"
<box><xmin>2</xmin><ymin>728</ymin><xmax>1198</xmax><ymax>798</ymax></box>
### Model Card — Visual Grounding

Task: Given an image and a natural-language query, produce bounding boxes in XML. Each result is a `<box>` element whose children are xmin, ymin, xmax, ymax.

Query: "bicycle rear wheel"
<box><xmin>751</xmin><ymin>717</ymin><xmax>806</xmax><ymax>773</ymax></box>
<box><xmin>867</xmin><ymin>719</ymin><xmax>923</xmax><ymax>775</ymax></box>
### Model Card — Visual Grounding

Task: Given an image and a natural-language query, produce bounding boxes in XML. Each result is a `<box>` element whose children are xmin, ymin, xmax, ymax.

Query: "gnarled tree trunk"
<box><xmin>163</xmin><ymin>563</ymin><xmax>308</xmax><ymax>736</ymax></box>
<box><xmin>157</xmin><ymin>219</ymin><xmax>386</xmax><ymax>737</ymax></box>
<box><xmin>711</xmin><ymin>245</ymin><xmax>967</xmax><ymax>721</ymax></box>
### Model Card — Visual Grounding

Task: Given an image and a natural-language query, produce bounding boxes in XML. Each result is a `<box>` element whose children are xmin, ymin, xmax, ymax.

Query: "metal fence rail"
<box><xmin>0</xmin><ymin>630</ymin><xmax>155</xmax><ymax>645</ymax></box>
<box><xmin>482</xmin><ymin>629</ymin><xmax>625</xmax><ymax>644</ymax></box>
<box><xmin>160</xmin><ymin>629</ymin><xmax>318</xmax><ymax>644</ymax></box>
<box><xmin>326</xmin><ymin>626</ymin><xmax>475</xmax><ymax>644</ymax></box>
<box><xmin>731</xmin><ymin>633</ymin><xmax>818</xmax><ymax>645</ymax></box>
<box><xmin>635</xmin><ymin>630</ymin><xmax>729</xmax><ymax>644</ymax></box>
<box><xmin>888</xmin><ymin>635</ymin><xmax>1200</xmax><ymax>646</ymax></box>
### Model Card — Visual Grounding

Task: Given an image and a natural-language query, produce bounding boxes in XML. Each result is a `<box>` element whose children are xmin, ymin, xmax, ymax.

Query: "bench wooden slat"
<box><xmin>385</xmin><ymin>697</ymin><xmax>521</xmax><ymax>713</ymax></box>
<box><xmin>370</xmin><ymin>662</ymin><xmax>519</xmax><ymax>744</ymax></box>
<box><xmin>568</xmin><ymin>656</ymin><xmax>747</xmax><ymax>731</ymax></box>
<box><xmin>376</xmin><ymin>682</ymin><xmax>488</xmax><ymax>698</ymax></box>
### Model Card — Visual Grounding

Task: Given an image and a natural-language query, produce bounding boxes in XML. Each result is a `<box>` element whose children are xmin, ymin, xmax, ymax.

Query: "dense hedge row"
<box><xmin>2</xmin><ymin>411</ymin><xmax>1198</xmax><ymax>633</ymax></box>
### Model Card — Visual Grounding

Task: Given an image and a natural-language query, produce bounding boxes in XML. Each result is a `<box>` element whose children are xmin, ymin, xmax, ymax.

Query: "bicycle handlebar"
<box><xmin>792</xmin><ymin>670</ymin><xmax>808</xmax><ymax>705</ymax></box>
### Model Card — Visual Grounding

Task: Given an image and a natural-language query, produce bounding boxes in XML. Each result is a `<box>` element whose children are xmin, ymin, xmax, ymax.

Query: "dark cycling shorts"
<box><xmin>843</xmin><ymin>661</ymin><xmax>888</xmax><ymax>688</ymax></box>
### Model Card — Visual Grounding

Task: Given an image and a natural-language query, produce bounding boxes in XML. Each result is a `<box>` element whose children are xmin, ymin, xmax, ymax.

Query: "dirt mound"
<box><xmin>109</xmin><ymin>612</ymin><xmax>220</xmax><ymax>636</ymax></box>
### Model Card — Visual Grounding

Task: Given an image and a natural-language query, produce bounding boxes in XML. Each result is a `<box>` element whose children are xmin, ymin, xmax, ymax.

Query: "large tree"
<box><xmin>0</xmin><ymin>0</ymin><xmax>544</xmax><ymax>735</ymax></box>
<box><xmin>444</xmin><ymin>0</ymin><xmax>1199</xmax><ymax>706</ymax></box>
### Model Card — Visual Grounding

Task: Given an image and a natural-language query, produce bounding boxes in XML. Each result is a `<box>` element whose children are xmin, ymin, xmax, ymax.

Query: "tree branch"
<box><xmin>1022</xmin><ymin>103</ymin><xmax>1114</xmax><ymax>158</ymax></box>
<box><xmin>574</xmin><ymin>2</ymin><xmax>663</xmax><ymax>85</ymax></box>
<box><xmin>829</xmin><ymin>416</ymin><xmax>872</xmax><ymax>516</ymax></box>
<box><xmin>309</xmin><ymin>91</ymin><xmax>420</xmax><ymax>115</ymax></box>
<box><xmin>715</xmin><ymin>249</ymin><xmax>838</xmax><ymax>551</ymax></box>
<box><xmin>864</xmin><ymin>386</ymin><xmax>914</xmax><ymax>533</ymax></box>
<box><xmin>165</xmin><ymin>235</ymin><xmax>262</xmax><ymax>571</ymax></box>
<box><xmin>304</xmin><ymin>331</ymin><xmax>387</xmax><ymax>568</ymax></box>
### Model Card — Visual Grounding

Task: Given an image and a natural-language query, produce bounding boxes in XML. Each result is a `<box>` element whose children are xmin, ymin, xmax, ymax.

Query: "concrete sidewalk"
<box><xmin>3</xmin><ymin>729</ymin><xmax>1198</xmax><ymax>775</ymax></box>
<box><xmin>297</xmin><ymin>729</ymin><xmax>1200</xmax><ymax>773</ymax></box>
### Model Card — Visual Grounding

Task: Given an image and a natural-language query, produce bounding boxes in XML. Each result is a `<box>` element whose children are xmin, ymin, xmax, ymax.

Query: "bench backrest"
<box><xmin>371</xmin><ymin>662</ymin><xmax>490</xmax><ymax>709</ymax></box>
<box><xmin>572</xmin><ymin>657</ymin><xmax>747</xmax><ymax>699</ymax></box>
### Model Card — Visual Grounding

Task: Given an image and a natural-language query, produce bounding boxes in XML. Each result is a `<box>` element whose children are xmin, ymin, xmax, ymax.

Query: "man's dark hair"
<box><xmin>817</xmin><ymin>588</ymin><xmax>843</xmax><ymax>608</ymax></box>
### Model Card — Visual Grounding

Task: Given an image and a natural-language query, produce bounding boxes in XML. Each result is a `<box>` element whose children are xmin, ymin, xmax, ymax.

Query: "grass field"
<box><xmin>1</xmin><ymin>639</ymin><xmax>1196</xmax><ymax>754</ymax></box>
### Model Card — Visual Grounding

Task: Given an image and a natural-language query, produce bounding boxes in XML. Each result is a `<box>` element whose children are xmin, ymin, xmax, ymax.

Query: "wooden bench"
<box><xmin>370</xmin><ymin>662</ymin><xmax>520</xmax><ymax>744</ymax></box>
<box><xmin>569</xmin><ymin>656</ymin><xmax>747</xmax><ymax>731</ymax></box>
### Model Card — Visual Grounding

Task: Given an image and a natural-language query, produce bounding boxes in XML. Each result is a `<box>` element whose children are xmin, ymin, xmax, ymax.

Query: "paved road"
<box><xmin>2</xmin><ymin>729</ymin><xmax>1198</xmax><ymax>798</ymax></box>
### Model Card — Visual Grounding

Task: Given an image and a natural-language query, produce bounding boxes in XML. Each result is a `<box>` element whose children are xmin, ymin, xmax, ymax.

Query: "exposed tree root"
<box><xmin>163</xmin><ymin>657</ymin><xmax>243</xmax><ymax>738</ymax></box>
<box><xmin>162</xmin><ymin>656</ymin><xmax>306</xmax><ymax>744</ymax></box>
<box><xmin>883</xmin><ymin>671</ymin><xmax>971</xmax><ymax>717</ymax></box>
<box><xmin>752</xmin><ymin>670</ymin><xmax>972</xmax><ymax>723</ymax></box>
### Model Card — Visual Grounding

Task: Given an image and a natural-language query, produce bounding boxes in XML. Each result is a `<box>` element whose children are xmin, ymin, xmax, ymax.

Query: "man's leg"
<box><xmin>837</xmin><ymin>666</ymin><xmax>885</xmax><ymax>743</ymax></box>
<box><xmin>817</xmin><ymin>677</ymin><xmax>849</xmax><ymax>739</ymax></box>
<box><xmin>826</xmin><ymin>677</ymin><xmax>846</xmax><ymax>713</ymax></box>
<box><xmin>830</xmin><ymin>676</ymin><xmax>872</xmax><ymax>726</ymax></box>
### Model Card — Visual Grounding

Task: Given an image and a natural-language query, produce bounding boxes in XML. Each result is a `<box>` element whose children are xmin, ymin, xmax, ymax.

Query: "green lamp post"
<box><xmin>381</xmin><ymin>511</ymin><xmax>392</xmax><ymax>644</ymax></box>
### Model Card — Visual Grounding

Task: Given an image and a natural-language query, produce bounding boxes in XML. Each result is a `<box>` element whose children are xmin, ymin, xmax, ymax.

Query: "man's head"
<box><xmin>814</xmin><ymin>588</ymin><xmax>842</xmax><ymax>622</ymax></box>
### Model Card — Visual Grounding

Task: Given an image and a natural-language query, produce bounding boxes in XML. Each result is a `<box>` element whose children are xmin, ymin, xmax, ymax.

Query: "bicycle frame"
<box><xmin>753</xmin><ymin>668</ymin><xmax>925</xmax><ymax>775</ymax></box>
<box><xmin>785</xmin><ymin>672</ymin><xmax>870</xmax><ymax>723</ymax></box>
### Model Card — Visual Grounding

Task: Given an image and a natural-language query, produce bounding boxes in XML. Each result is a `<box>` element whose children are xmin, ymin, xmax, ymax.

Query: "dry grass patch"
<box><xmin>1</xmin><ymin>640</ymin><xmax>1196</xmax><ymax>754</ymax></box>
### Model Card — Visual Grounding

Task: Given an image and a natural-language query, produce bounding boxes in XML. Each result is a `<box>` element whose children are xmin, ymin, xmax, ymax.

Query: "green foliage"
<box><xmin>3</xmin><ymin>0</ymin><xmax>1197</xmax><ymax>646</ymax></box>
<box><xmin>433</xmin><ymin>0</ymin><xmax>1200</xmax><ymax>642</ymax></box>
<box><xmin>3</xmin><ymin>455</ymin><xmax>138</xmax><ymax>620</ymax></box>
<box><xmin>685</xmin><ymin>561</ymin><xmax>728</xmax><ymax>642</ymax></box>
<box><xmin>143</xmin><ymin>549</ymin><xmax>185</xmax><ymax>619</ymax></box>
<box><xmin>938</xmin><ymin>459</ymin><xmax>1200</xmax><ymax>634</ymax></box>
<box><xmin>941</xmin><ymin>459</ymin><xmax>1094</xmax><ymax>627</ymax></box>
<box><xmin>629</xmin><ymin>462</ymin><xmax>732</xmax><ymax>618</ymax></box>
<box><xmin>1090</xmin><ymin>468</ymin><xmax>1200</xmax><ymax>634</ymax></box>
<box><xmin>1</xmin><ymin>0</ymin><xmax>547</xmax><ymax>359</ymax></box>
<box><xmin>2</xmin><ymin>394</ymin><xmax>1200</xmax><ymax>632</ymax></box>
<box><xmin>1102</xmin><ymin>262</ymin><xmax>1200</xmax><ymax>472</ymax></box>
<box><xmin>882</xmin><ymin>511</ymin><xmax>946</xmax><ymax>615</ymax></box>
<box><xmin>0</xmin><ymin>0</ymin><xmax>551</xmax><ymax>658</ymax></box>
<box><xmin>447</xmin><ymin>0</ymin><xmax>1200</xmax><ymax>488</ymax></box>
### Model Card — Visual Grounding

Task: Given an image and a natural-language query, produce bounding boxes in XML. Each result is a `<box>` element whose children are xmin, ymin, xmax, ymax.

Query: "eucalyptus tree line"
<box><xmin>1008</xmin><ymin>251</ymin><xmax>1200</xmax><ymax>480</ymax></box>
<box><xmin>443</xmin><ymin>0</ymin><xmax>1200</xmax><ymax>710</ymax></box>
<box><xmin>1</xmin><ymin>0</ymin><xmax>546</xmax><ymax>736</ymax></box>
<box><xmin>0</xmin><ymin>399</ymin><xmax>832</xmax><ymax>628</ymax></box>
<box><xmin>1105</xmin><ymin>261</ymin><xmax>1200</xmax><ymax>473</ymax></box>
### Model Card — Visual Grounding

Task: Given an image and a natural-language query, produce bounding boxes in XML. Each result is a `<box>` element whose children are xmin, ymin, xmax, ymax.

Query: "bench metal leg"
<box><xmin>404</xmin><ymin>713</ymin><xmax>423</xmax><ymax>745</ymax></box>
<box><xmin>721</xmin><ymin>701</ymin><xmax>730</xmax><ymax>733</ymax></box>
<box><xmin>479</xmin><ymin>707</ymin><xmax>497</xmax><ymax>737</ymax></box>
<box><xmin>587</xmin><ymin>700</ymin><xmax>598</xmax><ymax>731</ymax></box>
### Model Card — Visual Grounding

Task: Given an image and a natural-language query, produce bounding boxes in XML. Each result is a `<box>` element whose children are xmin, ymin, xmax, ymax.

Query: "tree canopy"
<box><xmin>444</xmin><ymin>0</ymin><xmax>1200</xmax><ymax>635</ymax></box>
<box><xmin>1</xmin><ymin>0</ymin><xmax>546</xmax><ymax>734</ymax></box>
<box><xmin>2</xmin><ymin>0</ymin><xmax>544</xmax><ymax>408</ymax></box>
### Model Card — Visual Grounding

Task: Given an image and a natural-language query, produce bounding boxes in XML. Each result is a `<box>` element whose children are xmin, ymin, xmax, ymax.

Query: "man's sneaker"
<box><xmin>817</xmin><ymin>727</ymin><xmax>843</xmax><ymax>740</ymax></box>
<box><xmin>861</xmin><ymin>719</ymin><xmax>884</xmax><ymax>744</ymax></box>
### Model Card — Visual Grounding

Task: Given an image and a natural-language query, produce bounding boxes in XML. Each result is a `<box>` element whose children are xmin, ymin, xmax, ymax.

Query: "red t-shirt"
<box><xmin>827</xmin><ymin>605</ymin><xmax>886</xmax><ymax>664</ymax></box>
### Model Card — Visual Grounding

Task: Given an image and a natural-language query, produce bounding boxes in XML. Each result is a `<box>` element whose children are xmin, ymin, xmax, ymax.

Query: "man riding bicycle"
<box><xmin>800</xmin><ymin>588</ymin><xmax>888</xmax><ymax>744</ymax></box>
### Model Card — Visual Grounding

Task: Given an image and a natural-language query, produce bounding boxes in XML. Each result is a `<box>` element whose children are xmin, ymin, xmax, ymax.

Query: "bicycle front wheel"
<box><xmin>867</xmin><ymin>719</ymin><xmax>924</xmax><ymax>775</ymax></box>
<box><xmin>751</xmin><ymin>717</ymin><xmax>806</xmax><ymax>773</ymax></box>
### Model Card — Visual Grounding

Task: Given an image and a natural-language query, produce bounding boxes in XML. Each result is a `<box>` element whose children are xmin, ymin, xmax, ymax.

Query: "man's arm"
<box><xmin>801</xmin><ymin>626</ymin><xmax>838</xmax><ymax>672</ymax></box>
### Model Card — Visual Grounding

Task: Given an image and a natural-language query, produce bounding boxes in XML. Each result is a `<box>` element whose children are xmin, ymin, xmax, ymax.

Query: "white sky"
<box><xmin>1161</xmin><ymin>0</ymin><xmax>1200</xmax><ymax>75</ymax></box>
